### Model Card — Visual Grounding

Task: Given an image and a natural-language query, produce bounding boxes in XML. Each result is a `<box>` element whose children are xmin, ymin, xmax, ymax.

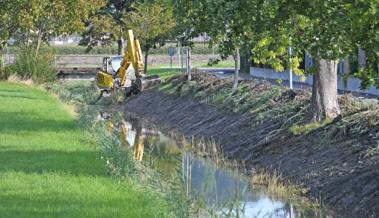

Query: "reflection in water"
<box><xmin>99</xmin><ymin>111</ymin><xmax>330</xmax><ymax>218</ymax></box>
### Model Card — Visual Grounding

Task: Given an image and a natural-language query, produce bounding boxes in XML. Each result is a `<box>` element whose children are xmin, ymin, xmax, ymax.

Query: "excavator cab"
<box><xmin>96</xmin><ymin>30</ymin><xmax>160</xmax><ymax>98</ymax></box>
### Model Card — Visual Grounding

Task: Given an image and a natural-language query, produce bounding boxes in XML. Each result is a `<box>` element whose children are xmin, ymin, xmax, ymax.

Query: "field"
<box><xmin>0</xmin><ymin>82</ymin><xmax>170</xmax><ymax>218</ymax></box>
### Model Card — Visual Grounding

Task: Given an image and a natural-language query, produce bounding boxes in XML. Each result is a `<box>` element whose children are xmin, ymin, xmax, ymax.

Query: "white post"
<box><xmin>288</xmin><ymin>46</ymin><xmax>293</xmax><ymax>89</ymax></box>
<box><xmin>178</xmin><ymin>41</ymin><xmax>181</xmax><ymax>67</ymax></box>
<box><xmin>181</xmin><ymin>48</ymin><xmax>184</xmax><ymax>71</ymax></box>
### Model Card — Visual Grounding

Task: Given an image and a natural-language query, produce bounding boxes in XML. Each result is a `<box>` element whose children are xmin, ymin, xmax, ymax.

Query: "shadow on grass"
<box><xmin>0</xmin><ymin>149</ymin><xmax>106</xmax><ymax>177</ymax></box>
<box><xmin>0</xmin><ymin>188</ymin><xmax>162</xmax><ymax>218</ymax></box>
<box><xmin>0</xmin><ymin>93</ymin><xmax>42</xmax><ymax>100</ymax></box>
<box><xmin>0</xmin><ymin>111</ymin><xmax>77</xmax><ymax>132</ymax></box>
<box><xmin>0</xmin><ymin>89</ymin><xmax>27</xmax><ymax>93</ymax></box>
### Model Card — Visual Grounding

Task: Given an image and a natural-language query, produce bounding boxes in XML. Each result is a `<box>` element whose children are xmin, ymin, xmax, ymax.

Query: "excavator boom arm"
<box><xmin>116</xmin><ymin>30</ymin><xmax>144</xmax><ymax>86</ymax></box>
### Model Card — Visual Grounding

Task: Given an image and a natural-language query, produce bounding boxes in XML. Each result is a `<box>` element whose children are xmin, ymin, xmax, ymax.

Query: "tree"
<box><xmin>172</xmin><ymin>0</ymin><xmax>204</xmax><ymax>78</ymax></box>
<box><xmin>201</xmin><ymin>0</ymin><xmax>247</xmax><ymax>92</ymax></box>
<box><xmin>348</xmin><ymin>0</ymin><xmax>379</xmax><ymax>89</ymax></box>
<box><xmin>80</xmin><ymin>0</ymin><xmax>138</xmax><ymax>55</ymax></box>
<box><xmin>175</xmin><ymin>0</ymin><xmax>253</xmax><ymax>91</ymax></box>
<box><xmin>127</xmin><ymin>1</ymin><xmax>175</xmax><ymax>73</ymax></box>
<box><xmin>7</xmin><ymin>0</ymin><xmax>104</xmax><ymax>56</ymax></box>
<box><xmin>0</xmin><ymin>1</ymin><xmax>11</xmax><ymax>49</ymax></box>
<box><xmin>245</xmin><ymin>0</ymin><xmax>374</xmax><ymax>121</ymax></box>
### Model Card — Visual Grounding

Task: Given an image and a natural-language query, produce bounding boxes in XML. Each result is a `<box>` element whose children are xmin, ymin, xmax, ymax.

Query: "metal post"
<box><xmin>288</xmin><ymin>46</ymin><xmax>293</xmax><ymax>89</ymax></box>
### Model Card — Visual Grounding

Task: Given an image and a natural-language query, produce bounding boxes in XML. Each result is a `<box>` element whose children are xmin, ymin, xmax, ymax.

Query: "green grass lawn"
<box><xmin>146</xmin><ymin>67</ymin><xmax>182</xmax><ymax>80</ymax></box>
<box><xmin>0</xmin><ymin>82</ymin><xmax>170</xmax><ymax>218</ymax></box>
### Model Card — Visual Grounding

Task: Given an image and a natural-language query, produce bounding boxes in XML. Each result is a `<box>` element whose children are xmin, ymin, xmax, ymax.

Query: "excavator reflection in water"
<box><xmin>99</xmin><ymin>111</ymin><xmax>150</xmax><ymax>161</ymax></box>
<box><xmin>98</xmin><ymin>111</ymin><xmax>180</xmax><ymax>165</ymax></box>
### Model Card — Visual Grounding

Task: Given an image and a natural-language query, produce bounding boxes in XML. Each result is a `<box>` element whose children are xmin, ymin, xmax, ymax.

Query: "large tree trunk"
<box><xmin>310</xmin><ymin>59</ymin><xmax>341</xmax><ymax>121</ymax></box>
<box><xmin>144</xmin><ymin>48</ymin><xmax>149</xmax><ymax>74</ymax></box>
<box><xmin>117</xmin><ymin>37</ymin><xmax>125</xmax><ymax>55</ymax></box>
<box><xmin>232</xmin><ymin>48</ymin><xmax>240</xmax><ymax>93</ymax></box>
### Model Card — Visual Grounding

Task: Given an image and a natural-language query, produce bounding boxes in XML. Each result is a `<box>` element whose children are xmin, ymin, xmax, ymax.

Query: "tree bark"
<box><xmin>310</xmin><ymin>59</ymin><xmax>341</xmax><ymax>121</ymax></box>
<box><xmin>239</xmin><ymin>45</ymin><xmax>251</xmax><ymax>74</ymax></box>
<box><xmin>35</xmin><ymin>32</ymin><xmax>43</xmax><ymax>57</ymax></box>
<box><xmin>232</xmin><ymin>48</ymin><xmax>240</xmax><ymax>93</ymax></box>
<box><xmin>117</xmin><ymin>37</ymin><xmax>125</xmax><ymax>55</ymax></box>
<box><xmin>144</xmin><ymin>48</ymin><xmax>149</xmax><ymax>74</ymax></box>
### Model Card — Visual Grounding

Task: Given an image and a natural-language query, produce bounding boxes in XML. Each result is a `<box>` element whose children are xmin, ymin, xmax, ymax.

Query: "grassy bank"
<box><xmin>0</xmin><ymin>82</ymin><xmax>171</xmax><ymax>218</ymax></box>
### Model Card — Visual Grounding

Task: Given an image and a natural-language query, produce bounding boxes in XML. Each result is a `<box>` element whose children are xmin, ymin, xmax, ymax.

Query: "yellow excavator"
<box><xmin>96</xmin><ymin>30</ymin><xmax>160</xmax><ymax>99</ymax></box>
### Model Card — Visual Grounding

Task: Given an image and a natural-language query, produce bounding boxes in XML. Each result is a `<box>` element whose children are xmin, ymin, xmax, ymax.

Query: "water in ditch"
<box><xmin>95</xmin><ymin>109</ymin><xmax>331</xmax><ymax>218</ymax></box>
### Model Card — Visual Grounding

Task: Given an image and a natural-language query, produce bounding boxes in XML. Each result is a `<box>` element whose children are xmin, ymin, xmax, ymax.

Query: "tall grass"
<box><xmin>6</xmin><ymin>47</ymin><xmax>55</xmax><ymax>83</ymax></box>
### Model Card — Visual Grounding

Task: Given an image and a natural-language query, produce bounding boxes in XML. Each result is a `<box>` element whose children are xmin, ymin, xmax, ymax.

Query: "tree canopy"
<box><xmin>174</xmin><ymin>0</ymin><xmax>378</xmax><ymax>120</ymax></box>
<box><xmin>127</xmin><ymin>0</ymin><xmax>175</xmax><ymax>72</ymax></box>
<box><xmin>1</xmin><ymin>0</ymin><xmax>104</xmax><ymax>54</ymax></box>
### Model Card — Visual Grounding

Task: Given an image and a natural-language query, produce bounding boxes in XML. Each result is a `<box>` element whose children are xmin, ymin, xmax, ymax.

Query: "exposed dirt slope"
<box><xmin>125</xmin><ymin>74</ymin><xmax>379</xmax><ymax>218</ymax></box>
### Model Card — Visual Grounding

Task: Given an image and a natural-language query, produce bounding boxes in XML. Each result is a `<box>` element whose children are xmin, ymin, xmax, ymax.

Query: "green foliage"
<box><xmin>80</xmin><ymin>0</ymin><xmax>136</xmax><ymax>49</ymax></box>
<box><xmin>7</xmin><ymin>48</ymin><xmax>55</xmax><ymax>83</ymax></box>
<box><xmin>348</xmin><ymin>1</ymin><xmax>379</xmax><ymax>89</ymax></box>
<box><xmin>0</xmin><ymin>1</ymin><xmax>15</xmax><ymax>49</ymax></box>
<box><xmin>127</xmin><ymin>1</ymin><xmax>175</xmax><ymax>53</ymax></box>
<box><xmin>171</xmin><ymin>0</ymin><xmax>203</xmax><ymax>47</ymax></box>
<box><xmin>289</xmin><ymin>119</ymin><xmax>332</xmax><ymax>136</ymax></box>
<box><xmin>4</xmin><ymin>0</ymin><xmax>104</xmax><ymax>54</ymax></box>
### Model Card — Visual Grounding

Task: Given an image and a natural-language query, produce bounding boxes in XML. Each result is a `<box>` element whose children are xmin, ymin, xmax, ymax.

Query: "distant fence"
<box><xmin>250</xmin><ymin>67</ymin><xmax>379</xmax><ymax>97</ymax></box>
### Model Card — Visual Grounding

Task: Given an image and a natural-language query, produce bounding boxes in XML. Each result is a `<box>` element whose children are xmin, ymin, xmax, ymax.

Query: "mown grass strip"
<box><xmin>0</xmin><ymin>82</ymin><xmax>170</xmax><ymax>218</ymax></box>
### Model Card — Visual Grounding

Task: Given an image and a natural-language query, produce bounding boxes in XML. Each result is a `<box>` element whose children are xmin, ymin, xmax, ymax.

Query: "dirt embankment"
<box><xmin>125</xmin><ymin>74</ymin><xmax>379</xmax><ymax>218</ymax></box>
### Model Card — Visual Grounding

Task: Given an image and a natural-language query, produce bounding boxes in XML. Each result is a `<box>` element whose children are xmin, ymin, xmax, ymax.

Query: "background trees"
<box><xmin>1</xmin><ymin>0</ymin><xmax>103</xmax><ymax>55</ymax></box>
<box><xmin>80</xmin><ymin>0</ymin><xmax>137</xmax><ymax>55</ymax></box>
<box><xmin>127</xmin><ymin>1</ymin><xmax>175</xmax><ymax>73</ymax></box>
<box><xmin>196</xmin><ymin>0</ymin><xmax>250</xmax><ymax>92</ymax></box>
<box><xmin>174</xmin><ymin>0</ymin><xmax>377</xmax><ymax>121</ymax></box>
<box><xmin>0</xmin><ymin>1</ymin><xmax>12</xmax><ymax>49</ymax></box>
<box><xmin>348</xmin><ymin>0</ymin><xmax>379</xmax><ymax>89</ymax></box>
<box><xmin>244</xmin><ymin>0</ymin><xmax>378</xmax><ymax>121</ymax></box>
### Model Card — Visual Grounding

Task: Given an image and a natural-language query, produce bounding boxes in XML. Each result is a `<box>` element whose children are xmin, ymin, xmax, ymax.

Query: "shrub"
<box><xmin>7</xmin><ymin>48</ymin><xmax>56</xmax><ymax>83</ymax></box>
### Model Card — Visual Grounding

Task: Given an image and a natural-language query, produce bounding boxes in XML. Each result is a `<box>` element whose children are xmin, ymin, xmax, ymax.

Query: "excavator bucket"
<box><xmin>126</xmin><ymin>74</ymin><xmax>161</xmax><ymax>97</ymax></box>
